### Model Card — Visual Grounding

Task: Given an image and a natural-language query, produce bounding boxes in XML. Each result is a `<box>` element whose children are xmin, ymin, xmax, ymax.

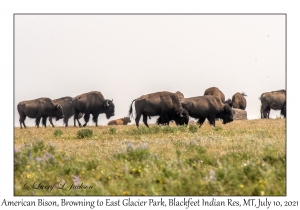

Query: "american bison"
<box><xmin>128</xmin><ymin>91</ymin><xmax>189</xmax><ymax>127</ymax></box>
<box><xmin>156</xmin><ymin>91</ymin><xmax>188</xmax><ymax>126</ymax></box>
<box><xmin>17</xmin><ymin>97</ymin><xmax>64</xmax><ymax>128</ymax></box>
<box><xmin>260</xmin><ymin>90</ymin><xmax>286</xmax><ymax>119</ymax></box>
<box><xmin>232</xmin><ymin>92</ymin><xmax>247</xmax><ymax>110</ymax></box>
<box><xmin>48</xmin><ymin>96</ymin><xmax>83</xmax><ymax>127</ymax></box>
<box><xmin>180</xmin><ymin>95</ymin><xmax>234</xmax><ymax>127</ymax></box>
<box><xmin>108</xmin><ymin>117</ymin><xmax>131</xmax><ymax>125</ymax></box>
<box><xmin>71</xmin><ymin>91</ymin><xmax>115</xmax><ymax>127</ymax></box>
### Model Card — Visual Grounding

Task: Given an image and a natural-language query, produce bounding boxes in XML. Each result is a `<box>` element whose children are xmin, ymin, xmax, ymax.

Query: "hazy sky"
<box><xmin>15</xmin><ymin>14</ymin><xmax>285</xmax><ymax>127</ymax></box>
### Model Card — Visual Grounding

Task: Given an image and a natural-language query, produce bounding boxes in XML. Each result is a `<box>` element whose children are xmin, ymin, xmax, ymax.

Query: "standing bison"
<box><xmin>260</xmin><ymin>90</ymin><xmax>286</xmax><ymax>119</ymax></box>
<box><xmin>71</xmin><ymin>91</ymin><xmax>115</xmax><ymax>127</ymax></box>
<box><xmin>180</xmin><ymin>95</ymin><xmax>234</xmax><ymax>127</ymax></box>
<box><xmin>17</xmin><ymin>97</ymin><xmax>64</xmax><ymax>128</ymax></box>
<box><xmin>128</xmin><ymin>91</ymin><xmax>189</xmax><ymax>127</ymax></box>
<box><xmin>204</xmin><ymin>87</ymin><xmax>225</xmax><ymax>103</ymax></box>
<box><xmin>232</xmin><ymin>92</ymin><xmax>247</xmax><ymax>110</ymax></box>
<box><xmin>108</xmin><ymin>117</ymin><xmax>131</xmax><ymax>125</ymax></box>
<box><xmin>156</xmin><ymin>91</ymin><xmax>188</xmax><ymax>126</ymax></box>
<box><xmin>48</xmin><ymin>96</ymin><xmax>83</xmax><ymax>127</ymax></box>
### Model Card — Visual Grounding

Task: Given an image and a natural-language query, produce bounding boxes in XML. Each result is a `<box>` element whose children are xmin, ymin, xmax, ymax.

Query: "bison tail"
<box><xmin>128</xmin><ymin>99</ymin><xmax>136</xmax><ymax>119</ymax></box>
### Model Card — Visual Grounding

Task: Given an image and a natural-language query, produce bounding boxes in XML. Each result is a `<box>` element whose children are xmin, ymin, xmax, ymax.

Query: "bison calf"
<box><xmin>108</xmin><ymin>117</ymin><xmax>131</xmax><ymax>125</ymax></box>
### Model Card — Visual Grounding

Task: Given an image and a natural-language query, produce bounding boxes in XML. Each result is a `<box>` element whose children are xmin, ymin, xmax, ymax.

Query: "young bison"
<box><xmin>108</xmin><ymin>117</ymin><xmax>131</xmax><ymax>125</ymax></box>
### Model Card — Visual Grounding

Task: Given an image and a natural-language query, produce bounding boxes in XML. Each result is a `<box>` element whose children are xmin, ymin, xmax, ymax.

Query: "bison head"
<box><xmin>123</xmin><ymin>117</ymin><xmax>131</xmax><ymax>124</ymax></box>
<box><xmin>175</xmin><ymin>108</ymin><xmax>189</xmax><ymax>125</ymax></box>
<box><xmin>220</xmin><ymin>104</ymin><xmax>234</xmax><ymax>124</ymax></box>
<box><xmin>53</xmin><ymin>104</ymin><xmax>64</xmax><ymax>121</ymax></box>
<box><xmin>103</xmin><ymin>99</ymin><xmax>115</xmax><ymax>119</ymax></box>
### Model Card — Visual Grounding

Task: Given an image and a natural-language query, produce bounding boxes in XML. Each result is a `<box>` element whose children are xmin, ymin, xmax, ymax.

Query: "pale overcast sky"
<box><xmin>15</xmin><ymin>14</ymin><xmax>285</xmax><ymax>126</ymax></box>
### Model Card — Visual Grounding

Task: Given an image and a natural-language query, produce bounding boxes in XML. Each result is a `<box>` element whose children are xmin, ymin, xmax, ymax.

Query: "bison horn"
<box><xmin>179</xmin><ymin>109</ymin><xmax>184</xmax><ymax>117</ymax></box>
<box><xmin>106</xmin><ymin>100</ymin><xmax>109</xmax><ymax>107</ymax></box>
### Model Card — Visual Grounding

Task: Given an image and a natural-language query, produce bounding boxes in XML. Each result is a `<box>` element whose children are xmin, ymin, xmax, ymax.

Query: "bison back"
<box><xmin>260</xmin><ymin>90</ymin><xmax>286</xmax><ymax>110</ymax></box>
<box><xmin>72</xmin><ymin>91</ymin><xmax>105</xmax><ymax>112</ymax></box>
<box><xmin>182</xmin><ymin>95</ymin><xmax>222</xmax><ymax>119</ymax></box>
<box><xmin>232</xmin><ymin>92</ymin><xmax>247</xmax><ymax>110</ymax></box>
<box><xmin>17</xmin><ymin>98</ymin><xmax>55</xmax><ymax>118</ymax></box>
<box><xmin>204</xmin><ymin>87</ymin><xmax>225</xmax><ymax>103</ymax></box>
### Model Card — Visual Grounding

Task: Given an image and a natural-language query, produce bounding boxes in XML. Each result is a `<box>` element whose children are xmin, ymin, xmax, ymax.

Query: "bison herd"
<box><xmin>17</xmin><ymin>87</ymin><xmax>286</xmax><ymax>129</ymax></box>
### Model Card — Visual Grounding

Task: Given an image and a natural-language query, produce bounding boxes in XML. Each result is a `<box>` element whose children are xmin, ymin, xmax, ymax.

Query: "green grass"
<box><xmin>14</xmin><ymin>119</ymin><xmax>286</xmax><ymax>195</ymax></box>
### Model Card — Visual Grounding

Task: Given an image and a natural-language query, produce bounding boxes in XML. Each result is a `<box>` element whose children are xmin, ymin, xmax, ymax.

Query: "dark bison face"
<box><xmin>222</xmin><ymin>104</ymin><xmax>233</xmax><ymax>124</ymax></box>
<box><xmin>175</xmin><ymin>109</ymin><xmax>189</xmax><ymax>125</ymax></box>
<box><xmin>103</xmin><ymin>99</ymin><xmax>115</xmax><ymax>119</ymax></box>
<box><xmin>54</xmin><ymin>104</ymin><xmax>64</xmax><ymax>121</ymax></box>
<box><xmin>123</xmin><ymin>117</ymin><xmax>131</xmax><ymax>124</ymax></box>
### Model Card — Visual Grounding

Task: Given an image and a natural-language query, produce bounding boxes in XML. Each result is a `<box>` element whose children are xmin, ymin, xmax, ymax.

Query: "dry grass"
<box><xmin>14</xmin><ymin>119</ymin><xmax>286</xmax><ymax>196</ymax></box>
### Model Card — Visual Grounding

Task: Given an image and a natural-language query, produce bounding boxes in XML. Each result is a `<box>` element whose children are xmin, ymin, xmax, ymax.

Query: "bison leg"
<box><xmin>42</xmin><ymin>117</ymin><xmax>48</xmax><ymax>128</ymax></box>
<box><xmin>92</xmin><ymin>114</ymin><xmax>99</xmax><ymax>126</ymax></box>
<box><xmin>163</xmin><ymin>113</ymin><xmax>170</xmax><ymax>126</ymax></box>
<box><xmin>266</xmin><ymin>107</ymin><xmax>271</xmax><ymax>119</ymax></box>
<box><xmin>261</xmin><ymin>104</ymin><xmax>270</xmax><ymax>119</ymax></box>
<box><xmin>262</xmin><ymin>107</ymin><xmax>270</xmax><ymax>119</ymax></box>
<box><xmin>207</xmin><ymin>116</ymin><xmax>216</xmax><ymax>127</ymax></box>
<box><xmin>197</xmin><ymin>118</ymin><xmax>206</xmax><ymax>127</ymax></box>
<box><xmin>35</xmin><ymin>116</ymin><xmax>41</xmax><ymax>128</ymax></box>
<box><xmin>64</xmin><ymin>118</ymin><xmax>68</xmax><ymax>127</ymax></box>
<box><xmin>135</xmin><ymin>113</ymin><xmax>141</xmax><ymax>127</ymax></box>
<box><xmin>83</xmin><ymin>113</ymin><xmax>90</xmax><ymax>127</ymax></box>
<box><xmin>74</xmin><ymin>110</ymin><xmax>82</xmax><ymax>127</ymax></box>
<box><xmin>49</xmin><ymin>117</ymin><xmax>55</xmax><ymax>127</ymax></box>
<box><xmin>142</xmin><ymin>114</ymin><xmax>149</xmax><ymax>127</ymax></box>
<box><xmin>19</xmin><ymin>114</ymin><xmax>26</xmax><ymax>129</ymax></box>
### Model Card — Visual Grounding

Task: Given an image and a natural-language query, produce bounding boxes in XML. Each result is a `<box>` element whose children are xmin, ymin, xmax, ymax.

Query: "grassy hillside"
<box><xmin>14</xmin><ymin>119</ymin><xmax>286</xmax><ymax>196</ymax></box>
